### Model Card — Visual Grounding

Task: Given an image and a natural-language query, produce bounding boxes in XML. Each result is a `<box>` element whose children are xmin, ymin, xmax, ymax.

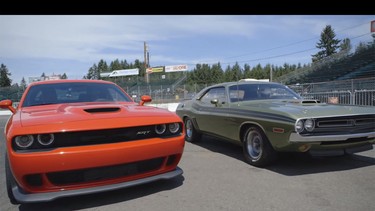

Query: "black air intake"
<box><xmin>301</xmin><ymin>100</ymin><xmax>320</xmax><ymax>104</ymax></box>
<box><xmin>84</xmin><ymin>107</ymin><xmax>120</xmax><ymax>113</ymax></box>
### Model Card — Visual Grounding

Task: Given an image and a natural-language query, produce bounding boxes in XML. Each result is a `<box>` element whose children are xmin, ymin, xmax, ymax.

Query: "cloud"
<box><xmin>1</xmin><ymin>15</ymin><xmax>373</xmax><ymax>84</ymax></box>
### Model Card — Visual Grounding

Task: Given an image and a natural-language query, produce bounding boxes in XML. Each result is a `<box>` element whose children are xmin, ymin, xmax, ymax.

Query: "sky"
<box><xmin>1</xmin><ymin>15</ymin><xmax>374</xmax><ymax>84</ymax></box>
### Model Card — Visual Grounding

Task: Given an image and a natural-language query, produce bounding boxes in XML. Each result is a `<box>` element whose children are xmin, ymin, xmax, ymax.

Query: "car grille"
<box><xmin>46</xmin><ymin>157</ymin><xmax>164</xmax><ymax>185</ymax></box>
<box><xmin>13</xmin><ymin>123</ymin><xmax>182</xmax><ymax>152</ymax></box>
<box><xmin>301</xmin><ymin>114</ymin><xmax>375</xmax><ymax>136</ymax></box>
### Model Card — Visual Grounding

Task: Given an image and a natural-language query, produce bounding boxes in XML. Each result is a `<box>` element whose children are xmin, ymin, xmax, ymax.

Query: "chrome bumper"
<box><xmin>13</xmin><ymin>167</ymin><xmax>183</xmax><ymax>203</ymax></box>
<box><xmin>289</xmin><ymin>131</ymin><xmax>375</xmax><ymax>143</ymax></box>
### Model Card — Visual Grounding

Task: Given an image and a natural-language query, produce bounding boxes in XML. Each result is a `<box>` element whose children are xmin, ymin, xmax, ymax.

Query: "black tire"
<box><xmin>242</xmin><ymin>127</ymin><xmax>277</xmax><ymax>167</ymax></box>
<box><xmin>184</xmin><ymin>117</ymin><xmax>202</xmax><ymax>143</ymax></box>
<box><xmin>5</xmin><ymin>153</ymin><xmax>20</xmax><ymax>205</ymax></box>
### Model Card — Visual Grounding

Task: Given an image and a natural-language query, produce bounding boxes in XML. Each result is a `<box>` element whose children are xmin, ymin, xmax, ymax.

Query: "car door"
<box><xmin>194</xmin><ymin>86</ymin><xmax>230</xmax><ymax>138</ymax></box>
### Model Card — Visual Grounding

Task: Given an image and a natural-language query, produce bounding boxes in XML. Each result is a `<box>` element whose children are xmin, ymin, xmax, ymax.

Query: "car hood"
<box><xmin>238</xmin><ymin>99</ymin><xmax>375</xmax><ymax>119</ymax></box>
<box><xmin>17</xmin><ymin>102</ymin><xmax>177</xmax><ymax>131</ymax></box>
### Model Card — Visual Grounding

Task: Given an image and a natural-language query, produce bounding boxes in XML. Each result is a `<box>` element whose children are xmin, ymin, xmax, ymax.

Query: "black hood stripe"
<box><xmin>192</xmin><ymin>103</ymin><xmax>295</xmax><ymax>123</ymax></box>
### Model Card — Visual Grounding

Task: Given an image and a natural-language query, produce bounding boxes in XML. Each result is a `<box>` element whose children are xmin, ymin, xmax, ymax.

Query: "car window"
<box><xmin>199</xmin><ymin>87</ymin><xmax>226</xmax><ymax>104</ymax></box>
<box><xmin>229</xmin><ymin>83</ymin><xmax>301</xmax><ymax>102</ymax></box>
<box><xmin>22</xmin><ymin>82</ymin><xmax>132</xmax><ymax>107</ymax></box>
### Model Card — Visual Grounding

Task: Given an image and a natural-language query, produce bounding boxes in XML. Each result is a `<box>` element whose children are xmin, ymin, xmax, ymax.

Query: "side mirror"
<box><xmin>139</xmin><ymin>95</ymin><xmax>152</xmax><ymax>106</ymax></box>
<box><xmin>210</xmin><ymin>99</ymin><xmax>219</xmax><ymax>106</ymax></box>
<box><xmin>0</xmin><ymin>100</ymin><xmax>16</xmax><ymax>114</ymax></box>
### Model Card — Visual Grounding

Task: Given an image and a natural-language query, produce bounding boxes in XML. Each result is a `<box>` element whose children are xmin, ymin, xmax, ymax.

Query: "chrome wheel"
<box><xmin>246</xmin><ymin>130</ymin><xmax>263</xmax><ymax>161</ymax></box>
<box><xmin>242</xmin><ymin>127</ymin><xmax>277</xmax><ymax>167</ymax></box>
<box><xmin>184</xmin><ymin>117</ymin><xmax>201</xmax><ymax>142</ymax></box>
<box><xmin>186</xmin><ymin>118</ymin><xmax>193</xmax><ymax>139</ymax></box>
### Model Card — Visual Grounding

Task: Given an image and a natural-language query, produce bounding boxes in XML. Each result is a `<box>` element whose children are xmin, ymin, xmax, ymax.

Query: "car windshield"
<box><xmin>22</xmin><ymin>82</ymin><xmax>133</xmax><ymax>107</ymax></box>
<box><xmin>229</xmin><ymin>83</ymin><xmax>301</xmax><ymax>102</ymax></box>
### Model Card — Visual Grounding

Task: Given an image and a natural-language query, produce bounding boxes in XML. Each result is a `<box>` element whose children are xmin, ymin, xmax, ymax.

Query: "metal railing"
<box><xmin>1</xmin><ymin>78</ymin><xmax>374</xmax><ymax>107</ymax></box>
<box><xmin>301</xmin><ymin>90</ymin><xmax>375</xmax><ymax>106</ymax></box>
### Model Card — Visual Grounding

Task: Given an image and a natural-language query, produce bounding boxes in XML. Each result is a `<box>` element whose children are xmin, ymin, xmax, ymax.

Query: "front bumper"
<box><xmin>289</xmin><ymin>131</ymin><xmax>375</xmax><ymax>143</ymax></box>
<box><xmin>12</xmin><ymin>167</ymin><xmax>183</xmax><ymax>203</ymax></box>
<box><xmin>9</xmin><ymin>136</ymin><xmax>184</xmax><ymax>193</ymax></box>
<box><xmin>308</xmin><ymin>144</ymin><xmax>373</xmax><ymax>156</ymax></box>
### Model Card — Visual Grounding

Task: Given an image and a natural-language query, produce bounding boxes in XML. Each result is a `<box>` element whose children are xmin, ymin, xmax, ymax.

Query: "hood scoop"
<box><xmin>301</xmin><ymin>100</ymin><xmax>320</xmax><ymax>104</ymax></box>
<box><xmin>84</xmin><ymin>107</ymin><xmax>120</xmax><ymax>113</ymax></box>
<box><xmin>283</xmin><ymin>100</ymin><xmax>321</xmax><ymax>105</ymax></box>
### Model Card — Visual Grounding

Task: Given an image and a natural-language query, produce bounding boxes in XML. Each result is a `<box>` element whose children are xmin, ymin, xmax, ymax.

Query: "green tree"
<box><xmin>110</xmin><ymin>59</ymin><xmax>122</xmax><ymax>71</ymax></box>
<box><xmin>20</xmin><ymin>77</ymin><xmax>27</xmax><ymax>91</ymax></box>
<box><xmin>340</xmin><ymin>38</ymin><xmax>351</xmax><ymax>53</ymax></box>
<box><xmin>133</xmin><ymin>59</ymin><xmax>145</xmax><ymax>78</ymax></box>
<box><xmin>355</xmin><ymin>41</ymin><xmax>367</xmax><ymax>53</ymax></box>
<box><xmin>86</xmin><ymin>64</ymin><xmax>100</xmax><ymax>80</ymax></box>
<box><xmin>312</xmin><ymin>25</ymin><xmax>341</xmax><ymax>62</ymax></box>
<box><xmin>0</xmin><ymin>64</ymin><xmax>12</xmax><ymax>87</ymax></box>
<box><xmin>243</xmin><ymin>64</ymin><xmax>252</xmax><ymax>79</ymax></box>
<box><xmin>98</xmin><ymin>59</ymin><xmax>109</xmax><ymax>73</ymax></box>
<box><xmin>211</xmin><ymin>62</ymin><xmax>224</xmax><ymax>83</ymax></box>
<box><xmin>120</xmin><ymin>59</ymin><xmax>130</xmax><ymax>69</ymax></box>
<box><xmin>61</xmin><ymin>73</ymin><xmax>67</xmax><ymax>79</ymax></box>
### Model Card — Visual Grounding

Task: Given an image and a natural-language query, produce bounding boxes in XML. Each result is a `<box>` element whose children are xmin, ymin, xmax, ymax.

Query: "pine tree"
<box><xmin>110</xmin><ymin>59</ymin><xmax>122</xmax><ymax>71</ymax></box>
<box><xmin>20</xmin><ymin>77</ymin><xmax>27</xmax><ymax>91</ymax></box>
<box><xmin>243</xmin><ymin>64</ymin><xmax>251</xmax><ymax>79</ymax></box>
<box><xmin>312</xmin><ymin>25</ymin><xmax>341</xmax><ymax>62</ymax></box>
<box><xmin>61</xmin><ymin>73</ymin><xmax>67</xmax><ymax>79</ymax></box>
<box><xmin>98</xmin><ymin>59</ymin><xmax>109</xmax><ymax>73</ymax></box>
<box><xmin>0</xmin><ymin>64</ymin><xmax>12</xmax><ymax>87</ymax></box>
<box><xmin>340</xmin><ymin>38</ymin><xmax>351</xmax><ymax>53</ymax></box>
<box><xmin>86</xmin><ymin>64</ymin><xmax>99</xmax><ymax>80</ymax></box>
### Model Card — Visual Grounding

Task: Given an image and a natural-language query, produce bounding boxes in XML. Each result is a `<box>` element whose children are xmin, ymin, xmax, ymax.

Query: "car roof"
<box><xmin>28</xmin><ymin>79</ymin><xmax>114</xmax><ymax>86</ymax></box>
<box><xmin>207</xmin><ymin>81</ymin><xmax>281</xmax><ymax>88</ymax></box>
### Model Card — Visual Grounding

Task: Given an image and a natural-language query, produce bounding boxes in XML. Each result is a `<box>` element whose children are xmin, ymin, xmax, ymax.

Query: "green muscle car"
<box><xmin>176</xmin><ymin>81</ymin><xmax>375</xmax><ymax>167</ymax></box>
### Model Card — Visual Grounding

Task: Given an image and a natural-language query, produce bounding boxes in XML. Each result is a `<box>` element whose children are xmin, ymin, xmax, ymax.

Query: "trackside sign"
<box><xmin>165</xmin><ymin>65</ymin><xmax>188</xmax><ymax>72</ymax></box>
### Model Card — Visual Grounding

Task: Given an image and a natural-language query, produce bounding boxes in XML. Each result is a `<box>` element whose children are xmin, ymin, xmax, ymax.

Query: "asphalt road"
<box><xmin>1</xmin><ymin>115</ymin><xmax>374</xmax><ymax>211</ymax></box>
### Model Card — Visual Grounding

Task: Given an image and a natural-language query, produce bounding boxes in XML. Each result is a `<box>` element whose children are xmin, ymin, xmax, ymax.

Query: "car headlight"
<box><xmin>304</xmin><ymin>119</ymin><xmax>315</xmax><ymax>132</ymax></box>
<box><xmin>155</xmin><ymin>124</ymin><xmax>167</xmax><ymax>135</ymax></box>
<box><xmin>295</xmin><ymin>120</ymin><xmax>304</xmax><ymax>133</ymax></box>
<box><xmin>37</xmin><ymin>133</ymin><xmax>55</xmax><ymax>146</ymax></box>
<box><xmin>15</xmin><ymin>135</ymin><xmax>34</xmax><ymax>148</ymax></box>
<box><xmin>168</xmin><ymin>123</ymin><xmax>180</xmax><ymax>134</ymax></box>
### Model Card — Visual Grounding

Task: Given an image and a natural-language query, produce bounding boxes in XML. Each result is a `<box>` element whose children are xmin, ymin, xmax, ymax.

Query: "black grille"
<box><xmin>301</xmin><ymin>114</ymin><xmax>375</xmax><ymax>136</ymax></box>
<box><xmin>13</xmin><ymin>123</ymin><xmax>183</xmax><ymax>152</ymax></box>
<box><xmin>47</xmin><ymin>157</ymin><xmax>164</xmax><ymax>185</ymax></box>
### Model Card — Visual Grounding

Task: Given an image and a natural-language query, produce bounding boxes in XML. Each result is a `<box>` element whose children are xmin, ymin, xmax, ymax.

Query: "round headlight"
<box><xmin>304</xmin><ymin>119</ymin><xmax>315</xmax><ymax>132</ymax></box>
<box><xmin>37</xmin><ymin>134</ymin><xmax>55</xmax><ymax>146</ymax></box>
<box><xmin>168</xmin><ymin>123</ymin><xmax>180</xmax><ymax>134</ymax></box>
<box><xmin>155</xmin><ymin>124</ymin><xmax>166</xmax><ymax>135</ymax></box>
<box><xmin>15</xmin><ymin>135</ymin><xmax>34</xmax><ymax>148</ymax></box>
<box><xmin>295</xmin><ymin>120</ymin><xmax>304</xmax><ymax>133</ymax></box>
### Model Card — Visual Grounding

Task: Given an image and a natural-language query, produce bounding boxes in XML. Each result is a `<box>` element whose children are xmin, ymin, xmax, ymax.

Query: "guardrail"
<box><xmin>302</xmin><ymin>90</ymin><xmax>375</xmax><ymax>106</ymax></box>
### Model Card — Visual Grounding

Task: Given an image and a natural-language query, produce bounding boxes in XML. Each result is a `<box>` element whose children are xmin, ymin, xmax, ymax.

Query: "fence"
<box><xmin>301</xmin><ymin>90</ymin><xmax>375</xmax><ymax>106</ymax></box>
<box><xmin>1</xmin><ymin>78</ymin><xmax>374</xmax><ymax>106</ymax></box>
<box><xmin>121</xmin><ymin>83</ymin><xmax>215</xmax><ymax>104</ymax></box>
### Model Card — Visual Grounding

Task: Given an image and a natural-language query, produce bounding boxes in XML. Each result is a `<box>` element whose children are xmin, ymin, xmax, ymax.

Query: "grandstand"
<box><xmin>276</xmin><ymin>43</ymin><xmax>375</xmax><ymax>85</ymax></box>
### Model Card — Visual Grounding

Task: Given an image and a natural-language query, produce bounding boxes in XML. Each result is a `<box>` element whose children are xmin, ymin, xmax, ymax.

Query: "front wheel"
<box><xmin>184</xmin><ymin>117</ymin><xmax>201</xmax><ymax>143</ymax></box>
<box><xmin>242</xmin><ymin>127</ymin><xmax>277</xmax><ymax>167</ymax></box>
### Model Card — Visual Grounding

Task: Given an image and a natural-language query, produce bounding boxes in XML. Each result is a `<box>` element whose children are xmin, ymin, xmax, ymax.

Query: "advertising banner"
<box><xmin>146</xmin><ymin>67</ymin><xmax>164</xmax><ymax>73</ymax></box>
<box><xmin>109</xmin><ymin>68</ymin><xmax>139</xmax><ymax>77</ymax></box>
<box><xmin>165</xmin><ymin>65</ymin><xmax>188</xmax><ymax>72</ymax></box>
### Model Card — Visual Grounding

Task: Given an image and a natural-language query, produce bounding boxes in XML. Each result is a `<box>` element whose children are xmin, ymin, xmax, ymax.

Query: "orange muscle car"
<box><xmin>1</xmin><ymin>79</ymin><xmax>184</xmax><ymax>204</ymax></box>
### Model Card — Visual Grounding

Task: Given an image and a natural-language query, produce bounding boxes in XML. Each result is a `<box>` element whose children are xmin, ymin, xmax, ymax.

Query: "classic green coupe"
<box><xmin>176</xmin><ymin>81</ymin><xmax>375</xmax><ymax>167</ymax></box>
